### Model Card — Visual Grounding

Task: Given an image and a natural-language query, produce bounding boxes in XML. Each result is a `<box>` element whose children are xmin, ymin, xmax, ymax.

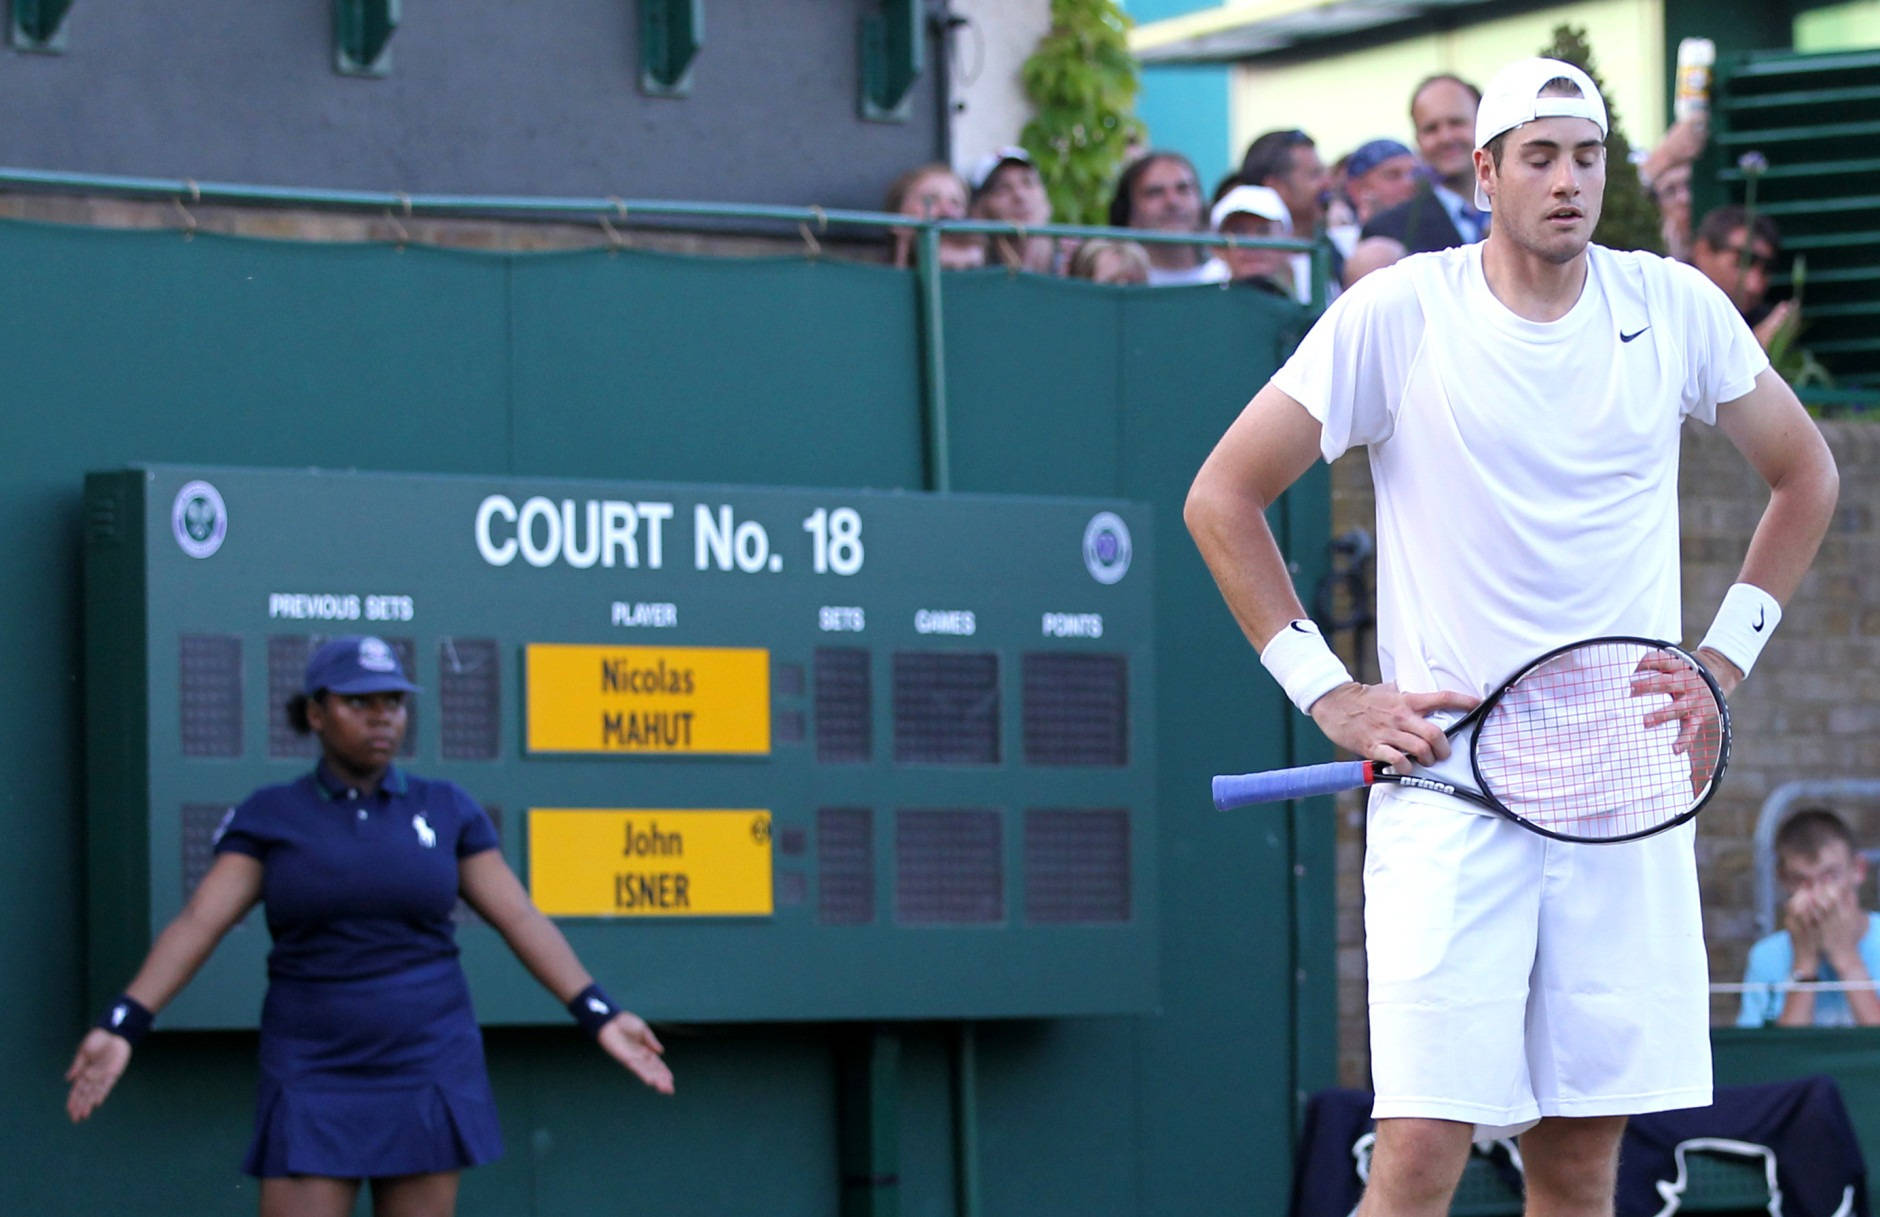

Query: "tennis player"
<box><xmin>1185</xmin><ymin>57</ymin><xmax>1838</xmax><ymax>1215</ymax></box>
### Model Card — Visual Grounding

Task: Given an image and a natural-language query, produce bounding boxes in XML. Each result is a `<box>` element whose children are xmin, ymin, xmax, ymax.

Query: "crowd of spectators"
<box><xmin>880</xmin><ymin>69</ymin><xmax>1796</xmax><ymax>350</ymax></box>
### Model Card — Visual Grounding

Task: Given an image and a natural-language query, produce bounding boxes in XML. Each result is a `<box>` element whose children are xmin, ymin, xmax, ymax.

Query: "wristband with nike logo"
<box><xmin>1260</xmin><ymin>618</ymin><xmax>1355</xmax><ymax>715</ymax></box>
<box><xmin>1699</xmin><ymin>582</ymin><xmax>1781</xmax><ymax>678</ymax></box>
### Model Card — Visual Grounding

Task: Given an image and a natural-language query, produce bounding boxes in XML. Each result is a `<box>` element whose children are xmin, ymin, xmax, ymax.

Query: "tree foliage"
<box><xmin>1019</xmin><ymin>0</ymin><xmax>1145</xmax><ymax>226</ymax></box>
<box><xmin>1539</xmin><ymin>24</ymin><xmax>1663</xmax><ymax>253</ymax></box>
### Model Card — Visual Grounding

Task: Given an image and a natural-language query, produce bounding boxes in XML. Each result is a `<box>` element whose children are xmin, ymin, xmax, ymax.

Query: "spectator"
<box><xmin>1358</xmin><ymin>74</ymin><xmax>1488</xmax><ymax>257</ymax></box>
<box><xmin>1328</xmin><ymin>138</ymin><xmax>1418</xmax><ymax>267</ymax></box>
<box><xmin>1692</xmin><ymin>204</ymin><xmax>1794</xmax><ymax>351</ymax></box>
<box><xmin>1649</xmin><ymin>160</ymin><xmax>1696</xmax><ymax>261</ymax></box>
<box><xmin>884</xmin><ymin>163</ymin><xmax>985</xmax><ymax>270</ymax></box>
<box><xmin>1344</xmin><ymin>138</ymin><xmax>1420</xmax><ymax>226</ymax></box>
<box><xmin>1108</xmin><ymin>151</ymin><xmax>1227</xmax><ymax>285</ymax></box>
<box><xmin>1637</xmin><ymin>116</ymin><xmax>1708</xmax><ymax>259</ymax></box>
<box><xmin>1068</xmin><ymin>239</ymin><xmax>1151</xmax><ymax>285</ymax></box>
<box><xmin>1738</xmin><ymin>808</ymin><xmax>1880</xmax><ymax>1027</ymax></box>
<box><xmin>969</xmin><ymin>146</ymin><xmax>1063</xmax><ymax>275</ymax></box>
<box><xmin>1209</xmin><ymin>184</ymin><xmax>1293</xmax><ymax>297</ymax></box>
<box><xmin>1240</xmin><ymin>129</ymin><xmax>1335</xmax><ymax>302</ymax></box>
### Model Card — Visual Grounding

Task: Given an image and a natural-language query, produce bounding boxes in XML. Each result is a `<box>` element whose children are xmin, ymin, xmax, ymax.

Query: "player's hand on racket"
<box><xmin>1308</xmin><ymin>681</ymin><xmax>1481</xmax><ymax>770</ymax></box>
<box><xmin>1634</xmin><ymin>650</ymin><xmax>1728</xmax><ymax>753</ymax></box>
<box><xmin>597</xmin><ymin>1010</ymin><xmax>675</xmax><ymax>1095</ymax></box>
<box><xmin>64</xmin><ymin>1027</ymin><xmax>131</xmax><ymax>1123</ymax></box>
<box><xmin>1634</xmin><ymin>649</ymin><xmax>1731</xmax><ymax>795</ymax></box>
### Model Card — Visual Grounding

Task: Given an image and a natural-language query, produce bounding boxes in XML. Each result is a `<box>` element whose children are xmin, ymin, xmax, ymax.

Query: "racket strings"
<box><xmin>1473</xmin><ymin>641</ymin><xmax>1726</xmax><ymax>840</ymax></box>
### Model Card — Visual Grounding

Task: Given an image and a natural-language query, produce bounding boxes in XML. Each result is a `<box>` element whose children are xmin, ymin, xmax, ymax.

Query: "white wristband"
<box><xmin>1260</xmin><ymin>618</ymin><xmax>1354</xmax><ymax>715</ymax></box>
<box><xmin>1698</xmin><ymin>582</ymin><xmax>1782</xmax><ymax>678</ymax></box>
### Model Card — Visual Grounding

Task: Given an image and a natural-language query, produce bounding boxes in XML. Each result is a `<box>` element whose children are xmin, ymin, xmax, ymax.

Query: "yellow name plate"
<box><xmin>528</xmin><ymin>809</ymin><xmax>774</xmax><ymax>917</ymax></box>
<box><xmin>525</xmin><ymin>643</ymin><xmax>771</xmax><ymax>755</ymax></box>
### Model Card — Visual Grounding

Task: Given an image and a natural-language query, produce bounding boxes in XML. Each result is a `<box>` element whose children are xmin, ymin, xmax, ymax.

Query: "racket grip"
<box><xmin>1213</xmin><ymin>761</ymin><xmax>1371</xmax><ymax>810</ymax></box>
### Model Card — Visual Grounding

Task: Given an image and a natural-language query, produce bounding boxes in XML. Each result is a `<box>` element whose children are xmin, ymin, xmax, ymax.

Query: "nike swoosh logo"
<box><xmin>1289</xmin><ymin>621</ymin><xmax>1313</xmax><ymax>634</ymax></box>
<box><xmin>1753</xmin><ymin>607</ymin><xmax>1767</xmax><ymax>633</ymax></box>
<box><xmin>1621</xmin><ymin>327</ymin><xmax>1649</xmax><ymax>343</ymax></box>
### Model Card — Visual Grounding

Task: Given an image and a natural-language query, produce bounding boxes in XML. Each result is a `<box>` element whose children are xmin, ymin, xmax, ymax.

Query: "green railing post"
<box><xmin>838</xmin><ymin>1028</ymin><xmax>901</xmax><ymax>1217</ymax></box>
<box><xmin>916</xmin><ymin>225</ymin><xmax>951</xmax><ymax>493</ymax></box>
<box><xmin>951</xmin><ymin>1022</ymin><xmax>981</xmax><ymax>1217</ymax></box>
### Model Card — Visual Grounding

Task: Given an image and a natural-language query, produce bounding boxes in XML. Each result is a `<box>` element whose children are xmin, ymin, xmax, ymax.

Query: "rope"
<box><xmin>171</xmin><ymin>178</ymin><xmax>200</xmax><ymax>237</ymax></box>
<box><xmin>385</xmin><ymin>191</ymin><xmax>413</xmax><ymax>247</ymax></box>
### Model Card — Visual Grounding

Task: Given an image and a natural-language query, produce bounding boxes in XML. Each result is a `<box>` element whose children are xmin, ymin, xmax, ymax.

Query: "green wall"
<box><xmin>0</xmin><ymin>219</ymin><xmax>1333</xmax><ymax>1215</ymax></box>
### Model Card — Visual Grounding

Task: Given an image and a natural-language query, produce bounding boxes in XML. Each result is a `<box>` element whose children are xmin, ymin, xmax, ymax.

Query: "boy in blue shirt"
<box><xmin>1739</xmin><ymin>808</ymin><xmax>1880</xmax><ymax>1027</ymax></box>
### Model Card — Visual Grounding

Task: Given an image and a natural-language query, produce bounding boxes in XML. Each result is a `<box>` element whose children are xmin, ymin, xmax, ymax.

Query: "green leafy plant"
<box><xmin>1738</xmin><ymin>150</ymin><xmax>1836</xmax><ymax>391</ymax></box>
<box><xmin>1764</xmin><ymin>255</ymin><xmax>1835</xmax><ymax>388</ymax></box>
<box><xmin>1539</xmin><ymin>25</ymin><xmax>1662</xmax><ymax>253</ymax></box>
<box><xmin>1019</xmin><ymin>0</ymin><xmax>1146</xmax><ymax>226</ymax></box>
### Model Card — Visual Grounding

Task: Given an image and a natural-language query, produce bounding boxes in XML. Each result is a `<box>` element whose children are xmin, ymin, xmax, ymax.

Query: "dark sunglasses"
<box><xmin>1720</xmin><ymin>243</ymin><xmax>1778</xmax><ymax>273</ymax></box>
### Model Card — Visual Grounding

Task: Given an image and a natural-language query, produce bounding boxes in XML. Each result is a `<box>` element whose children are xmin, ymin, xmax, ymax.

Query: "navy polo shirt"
<box><xmin>215</xmin><ymin>764</ymin><xmax>500</xmax><ymax>983</ymax></box>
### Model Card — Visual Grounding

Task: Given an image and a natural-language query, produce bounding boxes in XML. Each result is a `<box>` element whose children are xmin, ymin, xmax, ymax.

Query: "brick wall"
<box><xmin>1327</xmin><ymin>419</ymin><xmax>1877</xmax><ymax>1087</ymax></box>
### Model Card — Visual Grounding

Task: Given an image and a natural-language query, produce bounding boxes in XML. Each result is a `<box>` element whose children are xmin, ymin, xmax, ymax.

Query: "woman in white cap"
<box><xmin>66</xmin><ymin>636</ymin><xmax>673</xmax><ymax>1217</ymax></box>
<box><xmin>1210</xmin><ymin>183</ymin><xmax>1295</xmax><ymax>297</ymax></box>
<box><xmin>968</xmin><ymin>146</ymin><xmax>1066</xmax><ymax>275</ymax></box>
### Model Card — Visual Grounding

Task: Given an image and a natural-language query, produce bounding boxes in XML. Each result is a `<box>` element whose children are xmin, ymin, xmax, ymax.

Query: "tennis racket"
<box><xmin>1212</xmin><ymin>636</ymin><xmax>1730</xmax><ymax>843</ymax></box>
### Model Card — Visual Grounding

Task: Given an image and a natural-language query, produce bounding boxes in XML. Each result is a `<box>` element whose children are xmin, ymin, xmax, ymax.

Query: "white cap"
<box><xmin>1473</xmin><ymin>57</ymin><xmax>1609</xmax><ymax>209</ymax></box>
<box><xmin>1210</xmin><ymin>184</ymin><xmax>1291</xmax><ymax>233</ymax></box>
<box><xmin>968</xmin><ymin>145</ymin><xmax>1032</xmax><ymax>193</ymax></box>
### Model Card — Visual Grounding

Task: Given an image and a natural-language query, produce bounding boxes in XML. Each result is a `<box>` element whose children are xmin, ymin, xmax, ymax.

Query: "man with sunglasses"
<box><xmin>1691</xmin><ymin>205</ymin><xmax>1794</xmax><ymax>351</ymax></box>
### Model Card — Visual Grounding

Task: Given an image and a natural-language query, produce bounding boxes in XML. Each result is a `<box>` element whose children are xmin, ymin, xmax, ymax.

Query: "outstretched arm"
<box><xmin>1702</xmin><ymin>368</ymin><xmax>1840</xmax><ymax>694</ymax></box>
<box><xmin>459</xmin><ymin>851</ymin><xmax>673</xmax><ymax>1094</ymax></box>
<box><xmin>66</xmin><ymin>851</ymin><xmax>263</xmax><ymax>1121</ymax></box>
<box><xmin>1185</xmin><ymin>383</ymin><xmax>1473</xmax><ymax>768</ymax></box>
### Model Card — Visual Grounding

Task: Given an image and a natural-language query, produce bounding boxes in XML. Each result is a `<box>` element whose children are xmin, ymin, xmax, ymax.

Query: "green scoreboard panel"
<box><xmin>84</xmin><ymin>466</ymin><xmax>1157</xmax><ymax>1027</ymax></box>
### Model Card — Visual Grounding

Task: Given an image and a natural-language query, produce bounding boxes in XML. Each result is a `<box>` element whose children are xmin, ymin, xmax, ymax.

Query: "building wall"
<box><xmin>1228</xmin><ymin>0</ymin><xmax>1669</xmax><ymax>173</ymax></box>
<box><xmin>1127</xmin><ymin>0</ymin><xmax>1236</xmax><ymax>188</ymax></box>
<box><xmin>1795</xmin><ymin>0</ymin><xmax>1880</xmax><ymax>50</ymax></box>
<box><xmin>0</xmin><ymin>0</ymin><xmax>946</xmax><ymax>211</ymax></box>
<box><xmin>1328</xmin><ymin>419</ymin><xmax>1879</xmax><ymax>1085</ymax></box>
<box><xmin>949</xmin><ymin>0</ymin><xmax>1052</xmax><ymax>177</ymax></box>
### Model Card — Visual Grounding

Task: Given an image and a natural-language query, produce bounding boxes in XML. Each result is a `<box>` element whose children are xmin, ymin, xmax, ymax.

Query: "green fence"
<box><xmin>0</xmin><ymin>213</ymin><xmax>1334</xmax><ymax>1215</ymax></box>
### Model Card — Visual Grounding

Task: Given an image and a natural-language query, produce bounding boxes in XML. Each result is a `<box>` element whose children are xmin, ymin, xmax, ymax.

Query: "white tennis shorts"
<box><xmin>1364</xmin><ymin>784</ymin><xmax>1711</xmax><ymax>1139</ymax></box>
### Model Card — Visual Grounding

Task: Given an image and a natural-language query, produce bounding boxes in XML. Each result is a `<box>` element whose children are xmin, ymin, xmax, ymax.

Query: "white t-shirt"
<box><xmin>1147</xmin><ymin>256</ymin><xmax>1230</xmax><ymax>287</ymax></box>
<box><xmin>1270</xmin><ymin>242</ymin><xmax>1767</xmax><ymax>700</ymax></box>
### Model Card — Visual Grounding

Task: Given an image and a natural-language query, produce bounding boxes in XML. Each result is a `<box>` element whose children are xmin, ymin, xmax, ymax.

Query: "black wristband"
<box><xmin>96</xmin><ymin>995</ymin><xmax>154</xmax><ymax>1046</ymax></box>
<box><xmin>566</xmin><ymin>983</ymin><xmax>620</xmax><ymax>1038</ymax></box>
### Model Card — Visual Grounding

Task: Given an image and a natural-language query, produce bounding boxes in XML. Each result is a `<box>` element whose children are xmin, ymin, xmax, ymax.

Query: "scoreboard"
<box><xmin>84</xmin><ymin>466</ymin><xmax>1158</xmax><ymax>1026</ymax></box>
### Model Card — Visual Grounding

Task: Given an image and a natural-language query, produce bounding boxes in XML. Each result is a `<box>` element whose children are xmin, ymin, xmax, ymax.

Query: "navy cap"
<box><xmin>1345</xmin><ymin>138</ymin><xmax>1415</xmax><ymax>181</ymax></box>
<box><xmin>303</xmin><ymin>635</ymin><xmax>420</xmax><ymax>697</ymax></box>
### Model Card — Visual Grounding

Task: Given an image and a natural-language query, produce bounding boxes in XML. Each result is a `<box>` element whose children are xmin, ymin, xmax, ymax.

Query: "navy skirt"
<box><xmin>244</xmin><ymin>959</ymin><xmax>504</xmax><ymax>1179</ymax></box>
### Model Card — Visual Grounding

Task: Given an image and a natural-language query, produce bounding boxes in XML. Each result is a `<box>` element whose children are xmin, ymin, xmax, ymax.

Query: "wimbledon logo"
<box><xmin>1082</xmin><ymin>512</ymin><xmax>1132</xmax><ymax>585</ymax></box>
<box><xmin>171</xmin><ymin>480</ymin><xmax>228</xmax><ymax>560</ymax></box>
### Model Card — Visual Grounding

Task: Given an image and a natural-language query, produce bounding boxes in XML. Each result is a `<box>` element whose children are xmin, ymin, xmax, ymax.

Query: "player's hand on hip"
<box><xmin>1309</xmin><ymin>681</ymin><xmax>1479</xmax><ymax>770</ymax></box>
<box><xmin>598</xmin><ymin>1010</ymin><xmax>675</xmax><ymax>1095</ymax></box>
<box><xmin>1637</xmin><ymin>650</ymin><xmax>1727</xmax><ymax>758</ymax></box>
<box><xmin>64</xmin><ymin>1028</ymin><xmax>131</xmax><ymax>1123</ymax></box>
